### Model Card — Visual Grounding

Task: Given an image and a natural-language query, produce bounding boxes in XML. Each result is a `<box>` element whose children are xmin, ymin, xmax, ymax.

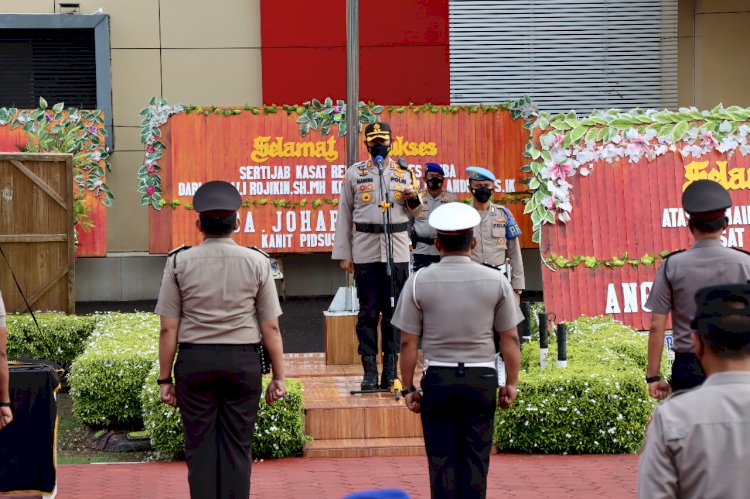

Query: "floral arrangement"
<box><xmin>0</xmin><ymin>97</ymin><xmax>113</xmax><ymax>242</ymax></box>
<box><xmin>522</xmin><ymin>104</ymin><xmax>750</xmax><ymax>243</ymax></box>
<box><xmin>138</xmin><ymin>96</ymin><xmax>536</xmax><ymax>209</ymax></box>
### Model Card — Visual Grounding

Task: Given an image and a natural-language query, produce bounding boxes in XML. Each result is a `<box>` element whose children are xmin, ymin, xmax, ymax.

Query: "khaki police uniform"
<box><xmin>392</xmin><ymin>252</ymin><xmax>523</xmax><ymax>497</ymax></box>
<box><xmin>155</xmin><ymin>181</ymin><xmax>282</xmax><ymax>499</ymax></box>
<box><xmin>410</xmin><ymin>189</ymin><xmax>457</xmax><ymax>270</ymax></box>
<box><xmin>645</xmin><ymin>178</ymin><xmax>750</xmax><ymax>392</ymax></box>
<box><xmin>332</xmin><ymin>155</ymin><xmax>421</xmax><ymax>366</ymax></box>
<box><xmin>469</xmin><ymin>201</ymin><xmax>525</xmax><ymax>290</ymax></box>
<box><xmin>638</xmin><ymin>372</ymin><xmax>750</xmax><ymax>499</ymax></box>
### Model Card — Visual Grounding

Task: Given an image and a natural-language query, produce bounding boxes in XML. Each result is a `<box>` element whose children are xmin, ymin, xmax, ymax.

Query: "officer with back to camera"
<box><xmin>393</xmin><ymin>202</ymin><xmax>523</xmax><ymax>499</ymax></box>
<box><xmin>155</xmin><ymin>180</ymin><xmax>286</xmax><ymax>498</ymax></box>
<box><xmin>645</xmin><ymin>179</ymin><xmax>750</xmax><ymax>399</ymax></box>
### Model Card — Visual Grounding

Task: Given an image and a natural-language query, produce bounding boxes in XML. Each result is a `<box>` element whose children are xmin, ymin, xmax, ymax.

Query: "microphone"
<box><xmin>375</xmin><ymin>155</ymin><xmax>385</xmax><ymax>172</ymax></box>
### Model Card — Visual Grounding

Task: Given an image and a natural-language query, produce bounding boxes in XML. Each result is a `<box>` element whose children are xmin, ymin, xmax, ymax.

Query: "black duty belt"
<box><xmin>355</xmin><ymin>222</ymin><xmax>408</xmax><ymax>233</ymax></box>
<box><xmin>179</xmin><ymin>343</ymin><xmax>260</xmax><ymax>352</ymax></box>
<box><xmin>415</xmin><ymin>235</ymin><xmax>436</xmax><ymax>245</ymax></box>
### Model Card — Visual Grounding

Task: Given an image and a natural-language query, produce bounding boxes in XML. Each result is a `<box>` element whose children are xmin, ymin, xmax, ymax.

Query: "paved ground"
<box><xmin>51</xmin><ymin>454</ymin><xmax>638</xmax><ymax>498</ymax></box>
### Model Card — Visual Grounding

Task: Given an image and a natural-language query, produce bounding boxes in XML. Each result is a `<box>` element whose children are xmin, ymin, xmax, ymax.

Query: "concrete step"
<box><xmin>303</xmin><ymin>437</ymin><xmax>426</xmax><ymax>458</ymax></box>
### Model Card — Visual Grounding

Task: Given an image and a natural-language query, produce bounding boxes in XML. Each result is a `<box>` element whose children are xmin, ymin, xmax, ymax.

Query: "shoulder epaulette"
<box><xmin>168</xmin><ymin>244</ymin><xmax>191</xmax><ymax>257</ymax></box>
<box><xmin>397</xmin><ymin>156</ymin><xmax>408</xmax><ymax>169</ymax></box>
<box><xmin>662</xmin><ymin>249</ymin><xmax>685</xmax><ymax>261</ymax></box>
<box><xmin>247</xmin><ymin>246</ymin><xmax>270</xmax><ymax>258</ymax></box>
<box><xmin>481</xmin><ymin>263</ymin><xmax>503</xmax><ymax>272</ymax></box>
<box><xmin>349</xmin><ymin>160</ymin><xmax>369</xmax><ymax>170</ymax></box>
<box><xmin>731</xmin><ymin>247</ymin><xmax>750</xmax><ymax>257</ymax></box>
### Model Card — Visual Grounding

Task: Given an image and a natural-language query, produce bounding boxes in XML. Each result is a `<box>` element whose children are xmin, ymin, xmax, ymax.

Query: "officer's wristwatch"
<box><xmin>401</xmin><ymin>385</ymin><xmax>418</xmax><ymax>397</ymax></box>
<box><xmin>645</xmin><ymin>375</ymin><xmax>661</xmax><ymax>384</ymax></box>
<box><xmin>157</xmin><ymin>376</ymin><xmax>173</xmax><ymax>385</ymax></box>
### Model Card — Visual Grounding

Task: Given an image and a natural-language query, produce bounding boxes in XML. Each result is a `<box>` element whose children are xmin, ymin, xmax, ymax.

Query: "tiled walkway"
<box><xmin>51</xmin><ymin>454</ymin><xmax>639</xmax><ymax>498</ymax></box>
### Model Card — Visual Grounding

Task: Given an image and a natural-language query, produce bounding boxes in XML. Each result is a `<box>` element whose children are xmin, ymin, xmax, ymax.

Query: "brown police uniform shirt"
<box><xmin>391</xmin><ymin>256</ymin><xmax>524</xmax><ymax>363</ymax></box>
<box><xmin>155</xmin><ymin>238</ymin><xmax>282</xmax><ymax>344</ymax></box>
<box><xmin>638</xmin><ymin>371</ymin><xmax>750</xmax><ymax>499</ymax></box>
<box><xmin>0</xmin><ymin>291</ymin><xmax>5</xmax><ymax>327</ymax></box>
<box><xmin>469</xmin><ymin>201</ymin><xmax>525</xmax><ymax>289</ymax></box>
<box><xmin>410</xmin><ymin>189</ymin><xmax>458</xmax><ymax>257</ymax></box>
<box><xmin>332</xmin><ymin>157</ymin><xmax>422</xmax><ymax>264</ymax></box>
<box><xmin>644</xmin><ymin>239</ymin><xmax>750</xmax><ymax>353</ymax></box>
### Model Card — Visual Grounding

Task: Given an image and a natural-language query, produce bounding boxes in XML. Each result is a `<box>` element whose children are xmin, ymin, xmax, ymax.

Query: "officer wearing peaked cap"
<box><xmin>466</xmin><ymin>166</ymin><xmax>525</xmax><ymax>303</ymax></box>
<box><xmin>332</xmin><ymin>121</ymin><xmax>422</xmax><ymax>392</ymax></box>
<box><xmin>392</xmin><ymin>202</ymin><xmax>523</xmax><ymax>499</ymax></box>
<box><xmin>645</xmin><ymin>179</ymin><xmax>750</xmax><ymax>399</ymax></box>
<box><xmin>155</xmin><ymin>180</ymin><xmax>286</xmax><ymax>498</ymax></box>
<box><xmin>638</xmin><ymin>284</ymin><xmax>750</xmax><ymax>499</ymax></box>
<box><xmin>409</xmin><ymin>162</ymin><xmax>458</xmax><ymax>271</ymax></box>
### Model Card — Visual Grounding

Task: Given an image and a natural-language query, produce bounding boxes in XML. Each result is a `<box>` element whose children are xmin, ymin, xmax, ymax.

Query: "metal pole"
<box><xmin>557</xmin><ymin>323</ymin><xmax>568</xmax><ymax>368</ymax></box>
<box><xmin>346</xmin><ymin>0</ymin><xmax>359</xmax><ymax>169</ymax></box>
<box><xmin>519</xmin><ymin>302</ymin><xmax>531</xmax><ymax>344</ymax></box>
<box><xmin>345</xmin><ymin>0</ymin><xmax>359</xmax><ymax>290</ymax></box>
<box><xmin>538</xmin><ymin>312</ymin><xmax>548</xmax><ymax>367</ymax></box>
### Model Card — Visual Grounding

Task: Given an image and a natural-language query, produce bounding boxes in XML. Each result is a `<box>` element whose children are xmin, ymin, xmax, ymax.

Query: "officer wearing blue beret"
<box><xmin>156</xmin><ymin>180</ymin><xmax>287</xmax><ymax>498</ymax></box>
<box><xmin>393</xmin><ymin>202</ymin><xmax>523</xmax><ymax>499</ymax></box>
<box><xmin>466</xmin><ymin>166</ymin><xmax>525</xmax><ymax>302</ymax></box>
<box><xmin>409</xmin><ymin>162</ymin><xmax>458</xmax><ymax>271</ymax></box>
<box><xmin>645</xmin><ymin>179</ymin><xmax>750</xmax><ymax>399</ymax></box>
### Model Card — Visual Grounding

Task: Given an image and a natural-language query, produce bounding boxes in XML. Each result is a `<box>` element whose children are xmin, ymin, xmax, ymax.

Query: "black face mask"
<box><xmin>426</xmin><ymin>178</ymin><xmax>443</xmax><ymax>190</ymax></box>
<box><xmin>368</xmin><ymin>143</ymin><xmax>390</xmax><ymax>161</ymax></box>
<box><xmin>472</xmin><ymin>187</ymin><xmax>493</xmax><ymax>203</ymax></box>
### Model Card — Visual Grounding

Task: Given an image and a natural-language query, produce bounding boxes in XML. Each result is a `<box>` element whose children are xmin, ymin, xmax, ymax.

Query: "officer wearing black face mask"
<box><xmin>409</xmin><ymin>162</ymin><xmax>457</xmax><ymax>271</ymax></box>
<box><xmin>466</xmin><ymin>166</ymin><xmax>525</xmax><ymax>304</ymax></box>
<box><xmin>332</xmin><ymin>122</ymin><xmax>423</xmax><ymax>391</ymax></box>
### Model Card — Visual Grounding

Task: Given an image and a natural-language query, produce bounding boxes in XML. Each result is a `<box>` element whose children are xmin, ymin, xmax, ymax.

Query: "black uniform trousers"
<box><xmin>353</xmin><ymin>262</ymin><xmax>409</xmax><ymax>355</ymax></box>
<box><xmin>420</xmin><ymin>365</ymin><xmax>498</xmax><ymax>499</ymax></box>
<box><xmin>175</xmin><ymin>344</ymin><xmax>262</xmax><ymax>499</ymax></box>
<box><xmin>670</xmin><ymin>352</ymin><xmax>706</xmax><ymax>392</ymax></box>
<box><xmin>412</xmin><ymin>254</ymin><xmax>440</xmax><ymax>271</ymax></box>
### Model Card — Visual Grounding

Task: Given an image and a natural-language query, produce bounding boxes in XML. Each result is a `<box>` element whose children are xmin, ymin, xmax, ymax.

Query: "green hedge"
<box><xmin>6</xmin><ymin>313</ymin><xmax>98</xmax><ymax>369</ymax></box>
<box><xmin>495</xmin><ymin>314</ymin><xmax>664</xmax><ymax>454</ymax></box>
<box><xmin>141</xmin><ymin>359</ymin><xmax>308</xmax><ymax>459</ymax></box>
<box><xmin>68</xmin><ymin>313</ymin><xmax>159</xmax><ymax>428</ymax></box>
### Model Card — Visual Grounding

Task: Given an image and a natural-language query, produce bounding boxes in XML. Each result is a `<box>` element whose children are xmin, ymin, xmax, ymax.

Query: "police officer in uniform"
<box><xmin>156</xmin><ymin>180</ymin><xmax>286</xmax><ymax>499</ymax></box>
<box><xmin>0</xmin><ymin>292</ymin><xmax>11</xmax><ymax>430</ymax></box>
<box><xmin>409</xmin><ymin>162</ymin><xmax>457</xmax><ymax>271</ymax></box>
<box><xmin>638</xmin><ymin>284</ymin><xmax>750</xmax><ymax>499</ymax></box>
<box><xmin>332</xmin><ymin>122</ymin><xmax>422</xmax><ymax>391</ymax></box>
<box><xmin>392</xmin><ymin>202</ymin><xmax>523</xmax><ymax>499</ymax></box>
<box><xmin>466</xmin><ymin>166</ymin><xmax>524</xmax><ymax>303</ymax></box>
<box><xmin>645</xmin><ymin>179</ymin><xmax>750</xmax><ymax>399</ymax></box>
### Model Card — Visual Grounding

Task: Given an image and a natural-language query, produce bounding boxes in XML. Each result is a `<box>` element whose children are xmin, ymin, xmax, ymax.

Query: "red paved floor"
<box><xmin>51</xmin><ymin>454</ymin><xmax>638</xmax><ymax>498</ymax></box>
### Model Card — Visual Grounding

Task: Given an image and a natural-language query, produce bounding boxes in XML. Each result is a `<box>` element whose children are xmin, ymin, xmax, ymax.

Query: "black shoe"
<box><xmin>360</xmin><ymin>355</ymin><xmax>378</xmax><ymax>391</ymax></box>
<box><xmin>380</xmin><ymin>353</ymin><xmax>398</xmax><ymax>389</ymax></box>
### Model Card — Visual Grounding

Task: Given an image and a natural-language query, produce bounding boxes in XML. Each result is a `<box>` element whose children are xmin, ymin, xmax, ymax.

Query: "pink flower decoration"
<box><xmin>146</xmin><ymin>145</ymin><xmax>156</xmax><ymax>153</ymax></box>
<box><xmin>704</xmin><ymin>131</ymin><xmax>719</xmax><ymax>147</ymax></box>
<box><xmin>45</xmin><ymin>113</ymin><xmax>53</xmax><ymax>121</ymax></box>
<box><xmin>631</xmin><ymin>133</ymin><xmax>650</xmax><ymax>152</ymax></box>
<box><xmin>550</xmin><ymin>162</ymin><xmax>572</xmax><ymax>180</ymax></box>
<box><xmin>146</xmin><ymin>186</ymin><xmax>156</xmax><ymax>196</ymax></box>
<box><xmin>146</xmin><ymin>165</ymin><xmax>156</xmax><ymax>174</ymax></box>
<box><xmin>553</xmin><ymin>134</ymin><xmax>565</xmax><ymax>148</ymax></box>
<box><xmin>333</xmin><ymin>105</ymin><xmax>343</xmax><ymax>113</ymax></box>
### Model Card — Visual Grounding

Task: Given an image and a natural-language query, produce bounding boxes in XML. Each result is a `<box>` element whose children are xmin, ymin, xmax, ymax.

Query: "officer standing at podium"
<box><xmin>156</xmin><ymin>180</ymin><xmax>286</xmax><ymax>498</ymax></box>
<box><xmin>393</xmin><ymin>202</ymin><xmax>523</xmax><ymax>499</ymax></box>
<box><xmin>332</xmin><ymin>122</ymin><xmax>422</xmax><ymax>391</ymax></box>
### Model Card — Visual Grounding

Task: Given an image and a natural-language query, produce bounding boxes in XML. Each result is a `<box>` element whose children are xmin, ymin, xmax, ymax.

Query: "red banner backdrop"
<box><xmin>0</xmin><ymin>123</ymin><xmax>106</xmax><ymax>257</ymax></box>
<box><xmin>149</xmin><ymin>108</ymin><xmax>533</xmax><ymax>254</ymax></box>
<box><xmin>541</xmin><ymin>152</ymin><xmax>750</xmax><ymax>329</ymax></box>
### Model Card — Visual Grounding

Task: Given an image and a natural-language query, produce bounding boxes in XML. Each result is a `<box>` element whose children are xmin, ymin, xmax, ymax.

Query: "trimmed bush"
<box><xmin>6</xmin><ymin>313</ymin><xmax>98</xmax><ymax>369</ymax></box>
<box><xmin>495</xmin><ymin>314</ymin><xmax>664</xmax><ymax>454</ymax></box>
<box><xmin>141</xmin><ymin>359</ymin><xmax>308</xmax><ymax>459</ymax></box>
<box><xmin>68</xmin><ymin>313</ymin><xmax>159</xmax><ymax>428</ymax></box>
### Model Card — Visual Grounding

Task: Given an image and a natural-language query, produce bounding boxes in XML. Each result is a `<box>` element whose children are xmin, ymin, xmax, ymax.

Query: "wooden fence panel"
<box><xmin>0</xmin><ymin>153</ymin><xmax>74</xmax><ymax>314</ymax></box>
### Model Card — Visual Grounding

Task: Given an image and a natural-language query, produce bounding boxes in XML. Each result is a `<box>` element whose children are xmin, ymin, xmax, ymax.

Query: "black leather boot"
<box><xmin>380</xmin><ymin>353</ymin><xmax>398</xmax><ymax>389</ymax></box>
<box><xmin>361</xmin><ymin>355</ymin><xmax>378</xmax><ymax>391</ymax></box>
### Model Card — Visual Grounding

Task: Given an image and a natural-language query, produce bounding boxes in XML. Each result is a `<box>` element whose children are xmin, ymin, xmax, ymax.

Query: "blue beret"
<box><xmin>466</xmin><ymin>166</ymin><xmax>496</xmax><ymax>182</ymax></box>
<box><xmin>425</xmin><ymin>162</ymin><xmax>445</xmax><ymax>175</ymax></box>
